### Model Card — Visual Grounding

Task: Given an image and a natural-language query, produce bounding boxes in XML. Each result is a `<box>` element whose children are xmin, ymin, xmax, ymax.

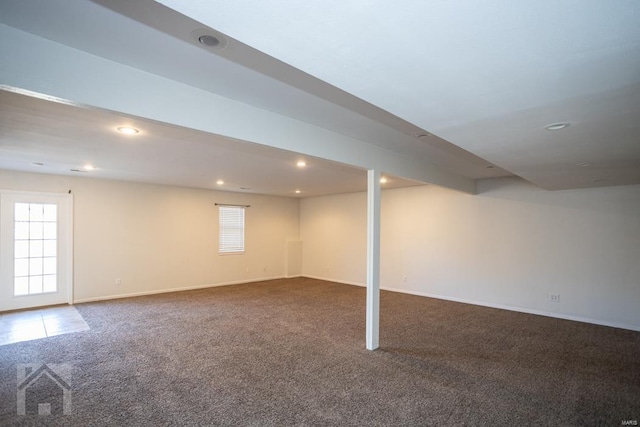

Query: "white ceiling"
<box><xmin>155</xmin><ymin>0</ymin><xmax>640</xmax><ymax>190</ymax></box>
<box><xmin>0</xmin><ymin>0</ymin><xmax>639</xmax><ymax>193</ymax></box>
<box><xmin>0</xmin><ymin>89</ymin><xmax>423</xmax><ymax>197</ymax></box>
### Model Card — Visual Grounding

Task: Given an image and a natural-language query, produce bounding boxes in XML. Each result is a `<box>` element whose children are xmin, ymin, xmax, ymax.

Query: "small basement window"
<box><xmin>219</xmin><ymin>205</ymin><xmax>245</xmax><ymax>254</ymax></box>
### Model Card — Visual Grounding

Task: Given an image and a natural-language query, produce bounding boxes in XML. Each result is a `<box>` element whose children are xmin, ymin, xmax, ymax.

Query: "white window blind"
<box><xmin>219</xmin><ymin>206</ymin><xmax>245</xmax><ymax>254</ymax></box>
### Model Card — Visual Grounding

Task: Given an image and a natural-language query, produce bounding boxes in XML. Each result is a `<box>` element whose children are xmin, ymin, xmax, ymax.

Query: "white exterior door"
<box><xmin>0</xmin><ymin>191</ymin><xmax>73</xmax><ymax>312</ymax></box>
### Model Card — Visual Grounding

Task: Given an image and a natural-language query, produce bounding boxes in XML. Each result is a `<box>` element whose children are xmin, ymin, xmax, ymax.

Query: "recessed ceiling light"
<box><xmin>295</xmin><ymin>190</ymin><xmax>301</xmax><ymax>194</ymax></box>
<box><xmin>380</xmin><ymin>177</ymin><xmax>388</xmax><ymax>184</ymax></box>
<box><xmin>216</xmin><ymin>180</ymin><xmax>224</xmax><ymax>185</ymax></box>
<box><xmin>83</xmin><ymin>164</ymin><xmax>95</xmax><ymax>171</ymax></box>
<box><xmin>199</xmin><ymin>35</ymin><xmax>220</xmax><ymax>47</ymax></box>
<box><xmin>296</xmin><ymin>161</ymin><xmax>307</xmax><ymax>168</ymax></box>
<box><xmin>70</xmin><ymin>169</ymin><xmax>87</xmax><ymax>173</ymax></box>
<box><xmin>593</xmin><ymin>178</ymin><xmax>607</xmax><ymax>183</ymax></box>
<box><xmin>577</xmin><ymin>162</ymin><xmax>591</xmax><ymax>167</ymax></box>
<box><xmin>117</xmin><ymin>126</ymin><xmax>140</xmax><ymax>135</ymax></box>
<box><xmin>486</xmin><ymin>165</ymin><xmax>495</xmax><ymax>169</ymax></box>
<box><xmin>32</xmin><ymin>162</ymin><xmax>44</xmax><ymax>166</ymax></box>
<box><xmin>545</xmin><ymin>122</ymin><xmax>570</xmax><ymax>131</ymax></box>
<box><xmin>190</xmin><ymin>29</ymin><xmax>228</xmax><ymax>50</ymax></box>
<box><xmin>416</xmin><ymin>133</ymin><xmax>431</xmax><ymax>138</ymax></box>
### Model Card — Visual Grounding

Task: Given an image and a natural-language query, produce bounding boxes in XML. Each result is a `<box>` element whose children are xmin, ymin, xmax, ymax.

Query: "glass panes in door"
<box><xmin>14</xmin><ymin>203</ymin><xmax>57</xmax><ymax>296</ymax></box>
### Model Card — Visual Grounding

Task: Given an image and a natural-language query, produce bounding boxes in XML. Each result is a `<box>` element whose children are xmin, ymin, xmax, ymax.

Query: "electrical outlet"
<box><xmin>403</xmin><ymin>275</ymin><xmax>408</xmax><ymax>283</ymax></box>
<box><xmin>548</xmin><ymin>293</ymin><xmax>560</xmax><ymax>302</ymax></box>
<box><xmin>115</xmin><ymin>278</ymin><xmax>121</xmax><ymax>286</ymax></box>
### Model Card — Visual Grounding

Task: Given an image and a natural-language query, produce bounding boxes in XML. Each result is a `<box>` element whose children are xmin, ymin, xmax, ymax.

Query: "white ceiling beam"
<box><xmin>0</xmin><ymin>24</ymin><xmax>476</xmax><ymax>194</ymax></box>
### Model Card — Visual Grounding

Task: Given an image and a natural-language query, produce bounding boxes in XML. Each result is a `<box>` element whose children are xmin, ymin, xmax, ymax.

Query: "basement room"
<box><xmin>1</xmin><ymin>0</ymin><xmax>639</xmax><ymax>425</ymax></box>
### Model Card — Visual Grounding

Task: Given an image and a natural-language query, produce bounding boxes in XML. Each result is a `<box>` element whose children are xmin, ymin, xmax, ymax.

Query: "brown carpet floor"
<box><xmin>1</xmin><ymin>277</ymin><xmax>639</xmax><ymax>426</ymax></box>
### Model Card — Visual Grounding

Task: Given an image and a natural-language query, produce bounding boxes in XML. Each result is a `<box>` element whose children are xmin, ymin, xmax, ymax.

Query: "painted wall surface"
<box><xmin>3</xmin><ymin>168</ymin><xmax>638</xmax><ymax>331</ymax></box>
<box><xmin>285</xmin><ymin>240</ymin><xmax>303</xmax><ymax>277</ymax></box>
<box><xmin>0</xmin><ymin>170</ymin><xmax>299</xmax><ymax>302</ymax></box>
<box><xmin>300</xmin><ymin>192</ymin><xmax>367</xmax><ymax>285</ymax></box>
<box><xmin>301</xmin><ymin>177</ymin><xmax>640</xmax><ymax>330</ymax></box>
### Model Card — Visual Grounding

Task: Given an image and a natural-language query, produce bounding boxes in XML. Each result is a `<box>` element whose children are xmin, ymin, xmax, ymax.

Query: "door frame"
<box><xmin>0</xmin><ymin>189</ymin><xmax>73</xmax><ymax>311</ymax></box>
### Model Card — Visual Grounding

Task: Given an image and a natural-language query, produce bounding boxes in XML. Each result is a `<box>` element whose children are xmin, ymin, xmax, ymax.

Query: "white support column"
<box><xmin>366</xmin><ymin>169</ymin><xmax>381</xmax><ymax>350</ymax></box>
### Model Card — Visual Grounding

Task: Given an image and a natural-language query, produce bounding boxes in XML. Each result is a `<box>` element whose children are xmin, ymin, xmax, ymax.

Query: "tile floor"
<box><xmin>0</xmin><ymin>305</ymin><xmax>89</xmax><ymax>346</ymax></box>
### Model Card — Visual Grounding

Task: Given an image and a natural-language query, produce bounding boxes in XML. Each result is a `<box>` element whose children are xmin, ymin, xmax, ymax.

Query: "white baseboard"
<box><xmin>301</xmin><ymin>275</ymin><xmax>364</xmax><ymax>288</ymax></box>
<box><xmin>301</xmin><ymin>275</ymin><xmax>640</xmax><ymax>332</ymax></box>
<box><xmin>73</xmin><ymin>276</ymin><xmax>286</xmax><ymax>304</ymax></box>
<box><xmin>381</xmin><ymin>285</ymin><xmax>640</xmax><ymax>332</ymax></box>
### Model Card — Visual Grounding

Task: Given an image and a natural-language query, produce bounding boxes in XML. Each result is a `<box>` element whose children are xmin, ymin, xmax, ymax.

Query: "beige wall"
<box><xmin>300</xmin><ymin>192</ymin><xmax>367</xmax><ymax>284</ymax></box>
<box><xmin>4</xmin><ymin>168</ymin><xmax>639</xmax><ymax>331</ymax></box>
<box><xmin>301</xmin><ymin>177</ymin><xmax>640</xmax><ymax>330</ymax></box>
<box><xmin>0</xmin><ymin>170</ymin><xmax>300</xmax><ymax>302</ymax></box>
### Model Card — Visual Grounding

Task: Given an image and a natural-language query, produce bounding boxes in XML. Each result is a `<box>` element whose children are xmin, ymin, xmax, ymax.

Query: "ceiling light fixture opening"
<box><xmin>117</xmin><ymin>126</ymin><xmax>139</xmax><ymax>135</ymax></box>
<box><xmin>296</xmin><ymin>161</ymin><xmax>307</xmax><ymax>168</ymax></box>
<box><xmin>216</xmin><ymin>180</ymin><xmax>224</xmax><ymax>185</ymax></box>
<box><xmin>545</xmin><ymin>122</ymin><xmax>570</xmax><ymax>131</ymax></box>
<box><xmin>380</xmin><ymin>177</ymin><xmax>388</xmax><ymax>184</ymax></box>
<box><xmin>190</xmin><ymin>29</ymin><xmax>228</xmax><ymax>50</ymax></box>
<box><xmin>486</xmin><ymin>165</ymin><xmax>495</xmax><ymax>169</ymax></box>
<box><xmin>295</xmin><ymin>190</ymin><xmax>301</xmax><ymax>194</ymax></box>
<box><xmin>32</xmin><ymin>162</ymin><xmax>44</xmax><ymax>166</ymax></box>
<box><xmin>199</xmin><ymin>35</ymin><xmax>220</xmax><ymax>47</ymax></box>
<box><xmin>83</xmin><ymin>164</ymin><xmax>95</xmax><ymax>171</ymax></box>
<box><xmin>577</xmin><ymin>162</ymin><xmax>591</xmax><ymax>167</ymax></box>
<box><xmin>416</xmin><ymin>133</ymin><xmax>431</xmax><ymax>139</ymax></box>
